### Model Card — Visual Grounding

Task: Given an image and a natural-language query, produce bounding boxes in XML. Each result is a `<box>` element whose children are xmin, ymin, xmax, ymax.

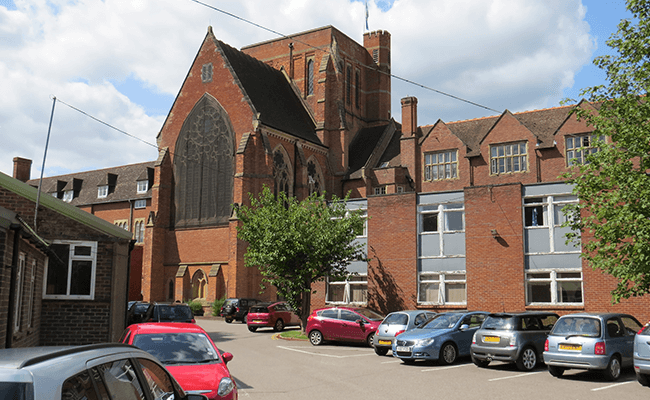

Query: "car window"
<box><xmin>539</xmin><ymin>314</ymin><xmax>558</xmax><ymax>329</ymax></box>
<box><xmin>552</xmin><ymin>317</ymin><xmax>601</xmax><ymax>337</ymax></box>
<box><xmin>620</xmin><ymin>316</ymin><xmax>642</xmax><ymax>335</ymax></box>
<box><xmin>0</xmin><ymin>383</ymin><xmax>32</xmax><ymax>400</ymax></box>
<box><xmin>137</xmin><ymin>358</ymin><xmax>177</xmax><ymax>400</ymax></box>
<box><xmin>240</xmin><ymin>300</ymin><xmax>247</xmax><ymax>307</ymax></box>
<box><xmin>421</xmin><ymin>313</ymin><xmax>463</xmax><ymax>329</ymax></box>
<box><xmin>355</xmin><ymin>308</ymin><xmax>384</xmax><ymax>321</ymax></box>
<box><xmin>250</xmin><ymin>305</ymin><xmax>269</xmax><ymax>313</ymax></box>
<box><xmin>273</xmin><ymin>304</ymin><xmax>285</xmax><ymax>312</ymax></box>
<box><xmin>383</xmin><ymin>313</ymin><xmax>408</xmax><ymax>325</ymax></box>
<box><xmin>606</xmin><ymin>318</ymin><xmax>625</xmax><ymax>338</ymax></box>
<box><xmin>62</xmin><ymin>370</ymin><xmax>104</xmax><ymax>400</ymax></box>
<box><xmin>320</xmin><ymin>309</ymin><xmax>338</xmax><ymax>319</ymax></box>
<box><xmin>96</xmin><ymin>359</ymin><xmax>146</xmax><ymax>400</ymax></box>
<box><xmin>120</xmin><ymin>330</ymin><xmax>132</xmax><ymax>344</ymax></box>
<box><xmin>462</xmin><ymin>314</ymin><xmax>485</xmax><ymax>328</ymax></box>
<box><xmin>340</xmin><ymin>310</ymin><xmax>360</xmax><ymax>322</ymax></box>
<box><xmin>522</xmin><ymin>317</ymin><xmax>542</xmax><ymax>330</ymax></box>
<box><xmin>640</xmin><ymin>323</ymin><xmax>650</xmax><ymax>335</ymax></box>
<box><xmin>482</xmin><ymin>315</ymin><xmax>515</xmax><ymax>330</ymax></box>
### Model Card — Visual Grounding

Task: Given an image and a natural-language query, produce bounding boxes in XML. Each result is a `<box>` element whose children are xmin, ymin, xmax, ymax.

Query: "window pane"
<box><xmin>47</xmin><ymin>244</ymin><xmax>69</xmax><ymax>295</ymax></box>
<box><xmin>445</xmin><ymin>211</ymin><xmax>464</xmax><ymax>231</ymax></box>
<box><xmin>445</xmin><ymin>283</ymin><xmax>466</xmax><ymax>303</ymax></box>
<box><xmin>74</xmin><ymin>246</ymin><xmax>92</xmax><ymax>256</ymax></box>
<box><xmin>349</xmin><ymin>285</ymin><xmax>367</xmax><ymax>302</ymax></box>
<box><xmin>422</xmin><ymin>213</ymin><xmax>438</xmax><ymax>232</ymax></box>
<box><xmin>328</xmin><ymin>284</ymin><xmax>345</xmax><ymax>302</ymax></box>
<box><xmin>557</xmin><ymin>280</ymin><xmax>582</xmax><ymax>303</ymax></box>
<box><xmin>527</xmin><ymin>281</ymin><xmax>551</xmax><ymax>303</ymax></box>
<box><xmin>419</xmin><ymin>282</ymin><xmax>439</xmax><ymax>302</ymax></box>
<box><xmin>445</xmin><ymin>274</ymin><xmax>465</xmax><ymax>281</ymax></box>
<box><xmin>70</xmin><ymin>260</ymin><xmax>92</xmax><ymax>295</ymax></box>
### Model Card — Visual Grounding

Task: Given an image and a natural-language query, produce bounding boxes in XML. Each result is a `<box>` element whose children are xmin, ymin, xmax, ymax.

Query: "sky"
<box><xmin>0</xmin><ymin>0</ymin><xmax>633</xmax><ymax>178</ymax></box>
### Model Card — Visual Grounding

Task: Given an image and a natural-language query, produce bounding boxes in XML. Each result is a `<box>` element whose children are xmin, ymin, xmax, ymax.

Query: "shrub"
<box><xmin>188</xmin><ymin>300</ymin><xmax>204</xmax><ymax>316</ymax></box>
<box><xmin>212</xmin><ymin>296</ymin><xmax>227</xmax><ymax>316</ymax></box>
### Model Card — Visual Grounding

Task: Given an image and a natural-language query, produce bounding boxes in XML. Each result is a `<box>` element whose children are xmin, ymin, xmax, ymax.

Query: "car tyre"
<box><xmin>273</xmin><ymin>319</ymin><xmax>285</xmax><ymax>332</ymax></box>
<box><xmin>241</xmin><ymin>313</ymin><xmax>247</xmax><ymax>323</ymax></box>
<box><xmin>439</xmin><ymin>342</ymin><xmax>458</xmax><ymax>365</ymax></box>
<box><xmin>225</xmin><ymin>318</ymin><xmax>233</xmax><ymax>323</ymax></box>
<box><xmin>248</xmin><ymin>326</ymin><xmax>257</xmax><ymax>332</ymax></box>
<box><xmin>374</xmin><ymin>347</ymin><xmax>389</xmax><ymax>356</ymax></box>
<box><xmin>309</xmin><ymin>330</ymin><xmax>323</xmax><ymax>346</ymax></box>
<box><xmin>366</xmin><ymin>332</ymin><xmax>375</xmax><ymax>348</ymax></box>
<box><xmin>548</xmin><ymin>365</ymin><xmax>565</xmax><ymax>377</ymax></box>
<box><xmin>602</xmin><ymin>355</ymin><xmax>621</xmax><ymax>381</ymax></box>
<box><xmin>637</xmin><ymin>372</ymin><xmax>650</xmax><ymax>386</ymax></box>
<box><xmin>516</xmin><ymin>347</ymin><xmax>537</xmax><ymax>371</ymax></box>
<box><xmin>472</xmin><ymin>357</ymin><xmax>490</xmax><ymax>368</ymax></box>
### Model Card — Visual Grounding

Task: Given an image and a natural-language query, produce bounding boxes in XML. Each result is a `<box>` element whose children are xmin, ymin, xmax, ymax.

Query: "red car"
<box><xmin>305</xmin><ymin>306</ymin><xmax>384</xmax><ymax>347</ymax></box>
<box><xmin>121</xmin><ymin>322</ymin><xmax>237</xmax><ymax>400</ymax></box>
<box><xmin>246</xmin><ymin>301</ymin><xmax>301</xmax><ymax>332</ymax></box>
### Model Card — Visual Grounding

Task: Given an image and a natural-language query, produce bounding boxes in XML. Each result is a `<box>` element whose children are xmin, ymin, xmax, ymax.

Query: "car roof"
<box><xmin>558</xmin><ymin>312</ymin><xmax>634</xmax><ymax>319</ymax></box>
<box><xmin>386</xmin><ymin>310</ymin><xmax>435</xmax><ymax>316</ymax></box>
<box><xmin>487</xmin><ymin>311</ymin><xmax>559</xmax><ymax>318</ymax></box>
<box><xmin>127</xmin><ymin>322</ymin><xmax>205</xmax><ymax>334</ymax></box>
<box><xmin>0</xmin><ymin>344</ymin><xmax>143</xmax><ymax>370</ymax></box>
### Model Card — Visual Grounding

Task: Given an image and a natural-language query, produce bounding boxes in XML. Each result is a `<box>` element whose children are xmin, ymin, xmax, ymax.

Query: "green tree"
<box><xmin>236</xmin><ymin>186</ymin><xmax>367</xmax><ymax>329</ymax></box>
<box><xmin>563</xmin><ymin>0</ymin><xmax>650</xmax><ymax>302</ymax></box>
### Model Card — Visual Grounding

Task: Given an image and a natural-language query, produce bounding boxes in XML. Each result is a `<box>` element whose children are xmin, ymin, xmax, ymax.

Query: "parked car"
<box><xmin>246</xmin><ymin>301</ymin><xmax>301</xmax><ymax>332</ymax></box>
<box><xmin>127</xmin><ymin>301</ymin><xmax>154</xmax><ymax>326</ymax></box>
<box><xmin>543</xmin><ymin>312</ymin><xmax>643</xmax><ymax>381</ymax></box>
<box><xmin>470</xmin><ymin>311</ymin><xmax>559</xmax><ymax>371</ymax></box>
<box><xmin>373</xmin><ymin>310</ymin><xmax>436</xmax><ymax>356</ymax></box>
<box><xmin>306</xmin><ymin>306</ymin><xmax>385</xmax><ymax>347</ymax></box>
<box><xmin>220</xmin><ymin>298</ymin><xmax>261</xmax><ymax>323</ymax></box>
<box><xmin>149</xmin><ymin>302</ymin><xmax>196</xmax><ymax>323</ymax></box>
<box><xmin>0</xmin><ymin>343</ymin><xmax>209</xmax><ymax>400</ymax></box>
<box><xmin>393</xmin><ymin>311</ymin><xmax>488</xmax><ymax>365</ymax></box>
<box><xmin>121</xmin><ymin>322</ymin><xmax>237</xmax><ymax>399</ymax></box>
<box><xmin>634</xmin><ymin>320</ymin><xmax>650</xmax><ymax>386</ymax></box>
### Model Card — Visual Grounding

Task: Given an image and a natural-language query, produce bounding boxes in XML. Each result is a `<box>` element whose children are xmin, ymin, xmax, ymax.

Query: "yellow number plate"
<box><xmin>559</xmin><ymin>343</ymin><xmax>582</xmax><ymax>351</ymax></box>
<box><xmin>483</xmin><ymin>336</ymin><xmax>500</xmax><ymax>343</ymax></box>
<box><xmin>378</xmin><ymin>340</ymin><xmax>391</xmax><ymax>345</ymax></box>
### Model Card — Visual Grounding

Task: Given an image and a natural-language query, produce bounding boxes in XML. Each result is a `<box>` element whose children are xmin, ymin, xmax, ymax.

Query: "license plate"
<box><xmin>378</xmin><ymin>340</ymin><xmax>391</xmax><ymax>345</ymax></box>
<box><xmin>559</xmin><ymin>343</ymin><xmax>582</xmax><ymax>351</ymax></box>
<box><xmin>483</xmin><ymin>336</ymin><xmax>500</xmax><ymax>343</ymax></box>
<box><xmin>253</xmin><ymin>320</ymin><xmax>263</xmax><ymax>323</ymax></box>
<box><xmin>396</xmin><ymin>346</ymin><xmax>411</xmax><ymax>352</ymax></box>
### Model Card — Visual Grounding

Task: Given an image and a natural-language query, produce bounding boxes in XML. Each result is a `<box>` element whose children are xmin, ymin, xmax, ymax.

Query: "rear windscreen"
<box><xmin>0</xmin><ymin>383</ymin><xmax>33</xmax><ymax>400</ymax></box>
<box><xmin>481</xmin><ymin>316</ymin><xmax>516</xmax><ymax>330</ymax></box>
<box><xmin>382</xmin><ymin>313</ymin><xmax>408</xmax><ymax>325</ymax></box>
<box><xmin>250</xmin><ymin>306</ymin><xmax>269</xmax><ymax>313</ymax></box>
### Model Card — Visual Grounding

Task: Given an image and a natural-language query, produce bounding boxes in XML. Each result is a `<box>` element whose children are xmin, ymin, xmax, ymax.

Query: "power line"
<box><xmin>188</xmin><ymin>0</ymin><xmax>500</xmax><ymax>114</ymax></box>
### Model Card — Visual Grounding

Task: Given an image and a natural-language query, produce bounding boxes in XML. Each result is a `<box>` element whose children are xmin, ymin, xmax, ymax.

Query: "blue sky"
<box><xmin>0</xmin><ymin>0</ymin><xmax>634</xmax><ymax>177</ymax></box>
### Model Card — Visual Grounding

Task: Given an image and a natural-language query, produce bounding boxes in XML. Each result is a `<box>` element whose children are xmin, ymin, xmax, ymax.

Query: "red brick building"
<box><xmin>17</xmin><ymin>25</ymin><xmax>649</xmax><ymax>322</ymax></box>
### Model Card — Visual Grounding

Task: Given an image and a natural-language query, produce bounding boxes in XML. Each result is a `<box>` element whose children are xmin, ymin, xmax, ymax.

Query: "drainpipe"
<box><xmin>5</xmin><ymin>224</ymin><xmax>21</xmax><ymax>348</ymax></box>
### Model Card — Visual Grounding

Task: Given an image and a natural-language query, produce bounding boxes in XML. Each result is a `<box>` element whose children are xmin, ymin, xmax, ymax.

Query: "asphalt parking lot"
<box><xmin>197</xmin><ymin>318</ymin><xmax>649</xmax><ymax>400</ymax></box>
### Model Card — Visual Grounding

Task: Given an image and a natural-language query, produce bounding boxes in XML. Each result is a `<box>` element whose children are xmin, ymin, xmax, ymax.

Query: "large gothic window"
<box><xmin>307</xmin><ymin>158</ymin><xmax>324</xmax><ymax>196</ymax></box>
<box><xmin>191</xmin><ymin>269</ymin><xmax>207</xmax><ymax>300</ymax></box>
<box><xmin>273</xmin><ymin>146</ymin><xmax>293</xmax><ymax>198</ymax></box>
<box><xmin>174</xmin><ymin>94</ymin><xmax>234</xmax><ymax>228</ymax></box>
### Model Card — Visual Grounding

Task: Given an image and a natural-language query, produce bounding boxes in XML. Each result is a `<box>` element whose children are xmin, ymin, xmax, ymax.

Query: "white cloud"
<box><xmin>0</xmin><ymin>0</ymin><xmax>596</xmax><ymax>177</ymax></box>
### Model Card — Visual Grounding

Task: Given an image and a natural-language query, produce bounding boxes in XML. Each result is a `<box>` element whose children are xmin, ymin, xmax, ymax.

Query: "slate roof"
<box><xmin>26</xmin><ymin>161</ymin><xmax>155</xmax><ymax>207</ymax></box>
<box><xmin>215</xmin><ymin>39</ymin><xmax>320</xmax><ymax>146</ymax></box>
<box><xmin>347</xmin><ymin>124</ymin><xmax>392</xmax><ymax>179</ymax></box>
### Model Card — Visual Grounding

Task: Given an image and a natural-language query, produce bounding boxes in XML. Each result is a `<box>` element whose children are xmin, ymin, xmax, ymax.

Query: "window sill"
<box><xmin>415</xmin><ymin>304</ymin><xmax>467</xmax><ymax>310</ymax></box>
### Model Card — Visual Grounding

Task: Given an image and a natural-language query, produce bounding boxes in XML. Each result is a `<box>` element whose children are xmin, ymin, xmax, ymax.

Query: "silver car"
<box><xmin>373</xmin><ymin>310</ymin><xmax>435</xmax><ymax>356</ymax></box>
<box><xmin>543</xmin><ymin>312</ymin><xmax>642</xmax><ymax>381</ymax></box>
<box><xmin>634</xmin><ymin>320</ymin><xmax>650</xmax><ymax>386</ymax></box>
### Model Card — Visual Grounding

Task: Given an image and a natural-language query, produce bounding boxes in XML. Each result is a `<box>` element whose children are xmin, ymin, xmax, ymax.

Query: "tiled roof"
<box><xmin>26</xmin><ymin>161</ymin><xmax>155</xmax><ymax>207</ymax></box>
<box><xmin>347</xmin><ymin>124</ymin><xmax>392</xmax><ymax>179</ymax></box>
<box><xmin>216</xmin><ymin>39</ymin><xmax>320</xmax><ymax>146</ymax></box>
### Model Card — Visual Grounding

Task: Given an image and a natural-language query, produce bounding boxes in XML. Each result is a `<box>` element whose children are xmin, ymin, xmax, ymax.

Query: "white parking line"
<box><xmin>277</xmin><ymin>345</ymin><xmax>375</xmax><ymax>358</ymax></box>
<box><xmin>488</xmin><ymin>371</ymin><xmax>544</xmax><ymax>381</ymax></box>
<box><xmin>591</xmin><ymin>381</ymin><xmax>635</xmax><ymax>391</ymax></box>
<box><xmin>381</xmin><ymin>359</ymin><xmax>402</xmax><ymax>364</ymax></box>
<box><xmin>420</xmin><ymin>364</ymin><xmax>473</xmax><ymax>372</ymax></box>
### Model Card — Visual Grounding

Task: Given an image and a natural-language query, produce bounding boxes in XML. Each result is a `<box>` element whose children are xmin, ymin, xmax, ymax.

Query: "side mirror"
<box><xmin>459</xmin><ymin>324</ymin><xmax>470</xmax><ymax>331</ymax></box>
<box><xmin>222</xmin><ymin>352</ymin><xmax>234</xmax><ymax>364</ymax></box>
<box><xmin>356</xmin><ymin>319</ymin><xmax>366</xmax><ymax>325</ymax></box>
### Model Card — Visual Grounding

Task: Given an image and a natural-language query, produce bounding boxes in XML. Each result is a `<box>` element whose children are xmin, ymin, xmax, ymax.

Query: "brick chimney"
<box><xmin>13</xmin><ymin>157</ymin><xmax>32</xmax><ymax>182</ymax></box>
<box><xmin>401</xmin><ymin>96</ymin><xmax>418</xmax><ymax>137</ymax></box>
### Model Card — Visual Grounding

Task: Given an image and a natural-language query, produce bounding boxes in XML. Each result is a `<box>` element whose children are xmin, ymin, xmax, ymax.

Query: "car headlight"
<box><xmin>218</xmin><ymin>377</ymin><xmax>235</xmax><ymax>397</ymax></box>
<box><xmin>416</xmin><ymin>338</ymin><xmax>435</xmax><ymax>347</ymax></box>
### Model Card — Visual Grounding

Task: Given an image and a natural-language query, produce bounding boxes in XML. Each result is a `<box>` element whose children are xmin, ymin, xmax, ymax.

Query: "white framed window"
<box><xmin>526</xmin><ymin>270</ymin><xmax>583</xmax><ymax>305</ymax></box>
<box><xmin>27</xmin><ymin>258</ymin><xmax>36</xmax><ymax>328</ymax></box>
<box><xmin>524</xmin><ymin>195</ymin><xmax>578</xmax><ymax>229</ymax></box>
<box><xmin>97</xmin><ymin>185</ymin><xmax>108</xmax><ymax>198</ymax></box>
<box><xmin>62</xmin><ymin>190</ymin><xmax>74</xmax><ymax>202</ymax></box>
<box><xmin>136</xmin><ymin>180</ymin><xmax>149</xmax><ymax>194</ymax></box>
<box><xmin>490</xmin><ymin>142</ymin><xmax>527</xmax><ymax>174</ymax></box>
<box><xmin>419</xmin><ymin>203</ymin><xmax>465</xmax><ymax>233</ymax></box>
<box><xmin>326</xmin><ymin>274</ymin><xmax>367</xmax><ymax>304</ymax></box>
<box><xmin>374</xmin><ymin>186</ymin><xmax>386</xmax><ymax>195</ymax></box>
<box><xmin>134</xmin><ymin>199</ymin><xmax>147</xmax><ymax>209</ymax></box>
<box><xmin>14</xmin><ymin>253</ymin><xmax>25</xmax><ymax>333</ymax></box>
<box><xmin>566</xmin><ymin>133</ymin><xmax>605</xmax><ymax>165</ymax></box>
<box><xmin>134</xmin><ymin>219</ymin><xmax>145</xmax><ymax>243</ymax></box>
<box><xmin>45</xmin><ymin>241</ymin><xmax>97</xmax><ymax>300</ymax></box>
<box><xmin>418</xmin><ymin>272</ymin><xmax>466</xmax><ymax>305</ymax></box>
<box><xmin>424</xmin><ymin>150</ymin><xmax>458</xmax><ymax>181</ymax></box>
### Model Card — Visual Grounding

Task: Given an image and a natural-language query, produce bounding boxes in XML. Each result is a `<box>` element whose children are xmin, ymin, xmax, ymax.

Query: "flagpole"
<box><xmin>35</xmin><ymin>96</ymin><xmax>57</xmax><ymax>231</ymax></box>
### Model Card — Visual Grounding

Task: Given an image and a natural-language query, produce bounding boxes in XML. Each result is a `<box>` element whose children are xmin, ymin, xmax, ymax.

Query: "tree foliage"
<box><xmin>563</xmin><ymin>0</ymin><xmax>650</xmax><ymax>301</ymax></box>
<box><xmin>236</xmin><ymin>186</ymin><xmax>367</xmax><ymax>327</ymax></box>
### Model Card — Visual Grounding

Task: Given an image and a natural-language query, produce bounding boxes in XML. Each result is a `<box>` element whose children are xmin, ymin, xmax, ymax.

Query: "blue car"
<box><xmin>393</xmin><ymin>311</ymin><xmax>488</xmax><ymax>365</ymax></box>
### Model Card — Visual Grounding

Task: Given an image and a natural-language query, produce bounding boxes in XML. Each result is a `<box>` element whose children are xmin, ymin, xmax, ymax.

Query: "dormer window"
<box><xmin>490</xmin><ymin>142</ymin><xmax>528</xmax><ymax>175</ymax></box>
<box><xmin>136</xmin><ymin>180</ymin><xmax>149</xmax><ymax>194</ymax></box>
<box><xmin>97</xmin><ymin>185</ymin><xmax>108</xmax><ymax>198</ymax></box>
<box><xmin>62</xmin><ymin>190</ymin><xmax>74</xmax><ymax>202</ymax></box>
<box><xmin>566</xmin><ymin>134</ymin><xmax>605</xmax><ymax>165</ymax></box>
<box><xmin>424</xmin><ymin>150</ymin><xmax>458</xmax><ymax>181</ymax></box>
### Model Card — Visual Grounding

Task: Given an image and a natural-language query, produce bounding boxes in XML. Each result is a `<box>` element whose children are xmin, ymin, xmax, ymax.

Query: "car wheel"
<box><xmin>637</xmin><ymin>372</ymin><xmax>650</xmax><ymax>386</ymax></box>
<box><xmin>309</xmin><ymin>330</ymin><xmax>323</xmax><ymax>346</ymax></box>
<box><xmin>472</xmin><ymin>357</ymin><xmax>490</xmax><ymax>368</ymax></box>
<box><xmin>248</xmin><ymin>326</ymin><xmax>257</xmax><ymax>332</ymax></box>
<box><xmin>602</xmin><ymin>355</ymin><xmax>621</xmax><ymax>381</ymax></box>
<box><xmin>548</xmin><ymin>365</ymin><xmax>565</xmax><ymax>377</ymax></box>
<box><xmin>241</xmin><ymin>314</ymin><xmax>247</xmax><ymax>323</ymax></box>
<box><xmin>225</xmin><ymin>318</ymin><xmax>232</xmax><ymax>323</ymax></box>
<box><xmin>516</xmin><ymin>347</ymin><xmax>537</xmax><ymax>371</ymax></box>
<box><xmin>273</xmin><ymin>319</ymin><xmax>285</xmax><ymax>332</ymax></box>
<box><xmin>374</xmin><ymin>347</ymin><xmax>389</xmax><ymax>356</ymax></box>
<box><xmin>366</xmin><ymin>332</ymin><xmax>375</xmax><ymax>348</ymax></box>
<box><xmin>439</xmin><ymin>342</ymin><xmax>457</xmax><ymax>365</ymax></box>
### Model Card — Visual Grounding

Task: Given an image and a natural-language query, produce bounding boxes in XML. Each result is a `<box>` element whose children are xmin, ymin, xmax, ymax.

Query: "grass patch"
<box><xmin>279</xmin><ymin>330</ymin><xmax>308</xmax><ymax>340</ymax></box>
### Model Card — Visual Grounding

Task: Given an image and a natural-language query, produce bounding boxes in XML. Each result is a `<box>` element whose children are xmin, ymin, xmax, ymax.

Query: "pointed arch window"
<box><xmin>191</xmin><ymin>270</ymin><xmax>207</xmax><ymax>300</ymax></box>
<box><xmin>174</xmin><ymin>94</ymin><xmax>234</xmax><ymax>228</ymax></box>
<box><xmin>306</xmin><ymin>58</ymin><xmax>315</xmax><ymax>96</ymax></box>
<box><xmin>307</xmin><ymin>158</ymin><xmax>324</xmax><ymax>196</ymax></box>
<box><xmin>273</xmin><ymin>147</ymin><xmax>293</xmax><ymax>198</ymax></box>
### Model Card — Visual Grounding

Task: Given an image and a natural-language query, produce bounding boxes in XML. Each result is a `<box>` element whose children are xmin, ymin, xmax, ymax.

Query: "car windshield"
<box><xmin>133</xmin><ymin>333</ymin><xmax>221</xmax><ymax>364</ymax></box>
<box><xmin>154</xmin><ymin>305</ymin><xmax>192</xmax><ymax>321</ymax></box>
<box><xmin>551</xmin><ymin>317</ymin><xmax>601</xmax><ymax>337</ymax></box>
<box><xmin>134</xmin><ymin>304</ymin><xmax>150</xmax><ymax>313</ymax></box>
<box><xmin>355</xmin><ymin>308</ymin><xmax>384</xmax><ymax>321</ymax></box>
<box><xmin>382</xmin><ymin>313</ymin><xmax>408</xmax><ymax>325</ymax></box>
<box><xmin>482</xmin><ymin>316</ymin><xmax>516</xmax><ymax>330</ymax></box>
<box><xmin>420</xmin><ymin>313</ymin><xmax>463</xmax><ymax>329</ymax></box>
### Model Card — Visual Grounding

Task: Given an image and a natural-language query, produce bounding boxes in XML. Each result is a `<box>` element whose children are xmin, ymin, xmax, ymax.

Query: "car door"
<box><xmin>457</xmin><ymin>314</ymin><xmax>486</xmax><ymax>355</ymax></box>
<box><xmin>317</xmin><ymin>309</ymin><xmax>341</xmax><ymax>339</ymax></box>
<box><xmin>620</xmin><ymin>315</ymin><xmax>642</xmax><ymax>366</ymax></box>
<box><xmin>339</xmin><ymin>310</ymin><xmax>368</xmax><ymax>341</ymax></box>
